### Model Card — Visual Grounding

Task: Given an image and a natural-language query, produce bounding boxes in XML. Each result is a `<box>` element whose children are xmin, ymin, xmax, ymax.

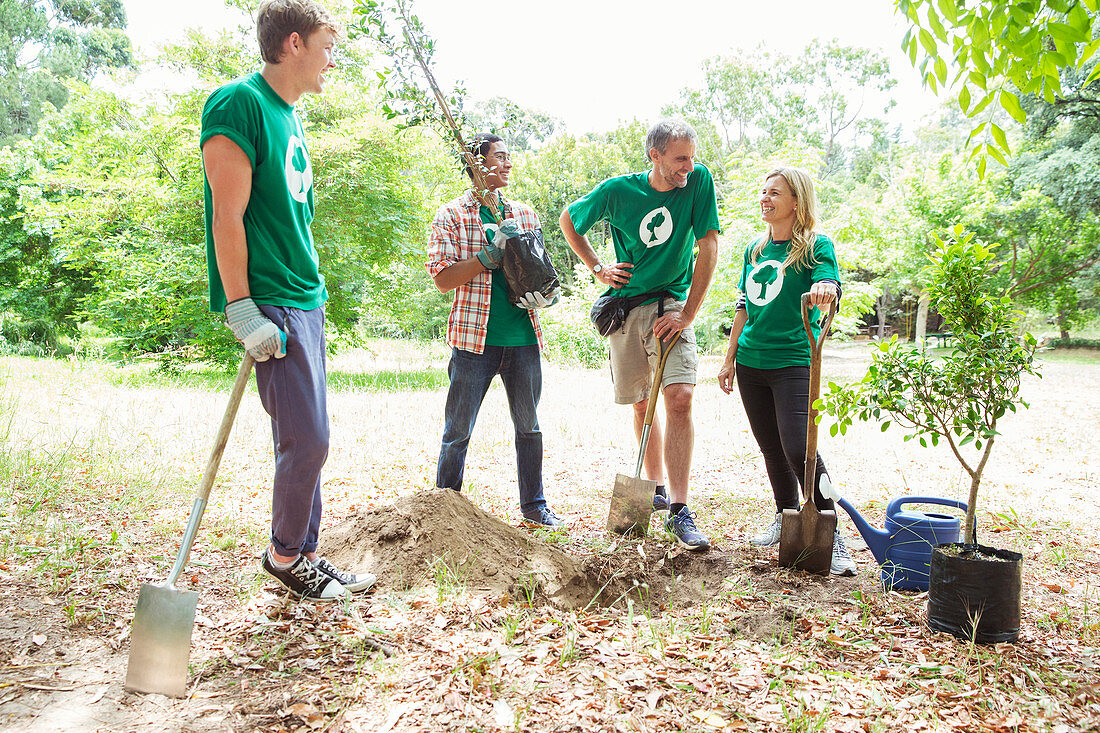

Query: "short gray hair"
<box><xmin>645</xmin><ymin>118</ymin><xmax>699</xmax><ymax>156</ymax></box>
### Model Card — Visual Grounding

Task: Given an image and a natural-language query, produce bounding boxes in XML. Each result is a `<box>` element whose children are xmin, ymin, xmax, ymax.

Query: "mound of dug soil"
<box><xmin>323</xmin><ymin>489</ymin><xmax>865</xmax><ymax>615</ymax></box>
<box><xmin>323</xmin><ymin>489</ymin><xmax>603</xmax><ymax>609</ymax></box>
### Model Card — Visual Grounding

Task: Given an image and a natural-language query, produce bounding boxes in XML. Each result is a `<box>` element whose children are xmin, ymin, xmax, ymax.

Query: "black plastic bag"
<box><xmin>501</xmin><ymin>227</ymin><xmax>559</xmax><ymax>307</ymax></box>
<box><xmin>926</xmin><ymin>543</ymin><xmax>1023</xmax><ymax>644</ymax></box>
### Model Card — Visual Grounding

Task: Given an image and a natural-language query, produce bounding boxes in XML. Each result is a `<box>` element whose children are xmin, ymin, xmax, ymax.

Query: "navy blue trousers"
<box><xmin>256</xmin><ymin>304</ymin><xmax>329</xmax><ymax>556</ymax></box>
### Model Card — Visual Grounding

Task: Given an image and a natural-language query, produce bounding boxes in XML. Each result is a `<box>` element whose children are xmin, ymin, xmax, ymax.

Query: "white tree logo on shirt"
<box><xmin>639</xmin><ymin>206</ymin><xmax>673</xmax><ymax>248</ymax></box>
<box><xmin>747</xmin><ymin>259</ymin><xmax>785</xmax><ymax>306</ymax></box>
<box><xmin>285</xmin><ymin>135</ymin><xmax>312</xmax><ymax>203</ymax></box>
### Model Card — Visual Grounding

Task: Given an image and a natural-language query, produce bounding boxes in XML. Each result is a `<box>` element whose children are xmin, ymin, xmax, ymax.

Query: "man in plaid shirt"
<box><xmin>426</xmin><ymin>133</ymin><xmax>564</xmax><ymax>527</ymax></box>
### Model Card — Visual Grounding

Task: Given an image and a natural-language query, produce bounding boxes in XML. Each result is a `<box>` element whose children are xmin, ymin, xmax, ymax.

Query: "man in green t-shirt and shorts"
<box><xmin>560</xmin><ymin>119</ymin><xmax>721</xmax><ymax>550</ymax></box>
<box><xmin>201</xmin><ymin>0</ymin><xmax>373</xmax><ymax>600</ymax></box>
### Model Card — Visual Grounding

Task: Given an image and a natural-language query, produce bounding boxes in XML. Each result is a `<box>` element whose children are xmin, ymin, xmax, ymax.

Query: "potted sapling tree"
<box><xmin>820</xmin><ymin>225</ymin><xmax>1038</xmax><ymax>643</ymax></box>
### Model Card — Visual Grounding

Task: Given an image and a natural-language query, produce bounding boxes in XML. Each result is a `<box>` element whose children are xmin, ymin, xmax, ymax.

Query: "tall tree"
<box><xmin>670</xmin><ymin>47</ymin><xmax>780</xmax><ymax>177</ymax></box>
<box><xmin>463</xmin><ymin>96</ymin><xmax>562</xmax><ymax>152</ymax></box>
<box><xmin>899</xmin><ymin>0</ymin><xmax>1099</xmax><ymax>173</ymax></box>
<box><xmin>0</xmin><ymin>0</ymin><xmax>132</xmax><ymax>145</ymax></box>
<box><xmin>794</xmin><ymin>40</ymin><xmax>897</xmax><ymax>177</ymax></box>
<box><xmin>6</xmin><ymin>20</ymin><xmax>447</xmax><ymax>364</ymax></box>
<box><xmin>672</xmin><ymin>41</ymin><xmax>896</xmax><ymax>183</ymax></box>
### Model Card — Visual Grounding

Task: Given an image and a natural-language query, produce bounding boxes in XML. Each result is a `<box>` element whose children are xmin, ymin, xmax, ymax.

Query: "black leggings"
<box><xmin>736</xmin><ymin>362</ymin><xmax>834</xmax><ymax>513</ymax></box>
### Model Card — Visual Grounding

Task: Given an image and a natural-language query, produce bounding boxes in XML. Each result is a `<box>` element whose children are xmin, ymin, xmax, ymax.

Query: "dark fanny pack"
<box><xmin>590</xmin><ymin>290</ymin><xmax>673</xmax><ymax>337</ymax></box>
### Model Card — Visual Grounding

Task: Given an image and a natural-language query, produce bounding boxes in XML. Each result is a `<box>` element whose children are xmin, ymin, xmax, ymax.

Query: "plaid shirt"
<box><xmin>426</xmin><ymin>190</ymin><xmax>545</xmax><ymax>354</ymax></box>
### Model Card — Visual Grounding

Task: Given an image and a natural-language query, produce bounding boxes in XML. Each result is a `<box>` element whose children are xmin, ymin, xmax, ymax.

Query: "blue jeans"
<box><xmin>436</xmin><ymin>345</ymin><xmax>547</xmax><ymax>514</ymax></box>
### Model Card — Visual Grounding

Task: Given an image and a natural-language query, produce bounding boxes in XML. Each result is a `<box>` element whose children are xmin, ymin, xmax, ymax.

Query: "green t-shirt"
<box><xmin>736</xmin><ymin>234</ymin><xmax>841</xmax><ymax>369</ymax></box>
<box><xmin>567</xmin><ymin>163</ymin><xmax>721</xmax><ymax>301</ymax></box>
<box><xmin>481</xmin><ymin>206</ymin><xmax>537</xmax><ymax>347</ymax></box>
<box><xmin>201</xmin><ymin>72</ymin><xmax>327</xmax><ymax>313</ymax></box>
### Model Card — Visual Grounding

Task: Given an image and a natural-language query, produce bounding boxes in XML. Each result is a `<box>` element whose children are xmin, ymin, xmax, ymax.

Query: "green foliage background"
<box><xmin>0</xmin><ymin>0</ymin><xmax>1098</xmax><ymax>365</ymax></box>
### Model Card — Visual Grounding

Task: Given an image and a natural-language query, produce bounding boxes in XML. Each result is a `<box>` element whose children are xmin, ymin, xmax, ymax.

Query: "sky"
<box><xmin>121</xmin><ymin>0</ymin><xmax>947</xmax><ymax>135</ymax></box>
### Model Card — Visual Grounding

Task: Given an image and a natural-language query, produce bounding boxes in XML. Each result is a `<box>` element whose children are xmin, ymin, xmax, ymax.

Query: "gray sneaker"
<box><xmin>522</xmin><ymin>506</ymin><xmax>565</xmax><ymax>528</ymax></box>
<box><xmin>749</xmin><ymin>513</ymin><xmax>783</xmax><ymax>547</ymax></box>
<box><xmin>831</xmin><ymin>531</ymin><xmax>857</xmax><ymax>576</ymax></box>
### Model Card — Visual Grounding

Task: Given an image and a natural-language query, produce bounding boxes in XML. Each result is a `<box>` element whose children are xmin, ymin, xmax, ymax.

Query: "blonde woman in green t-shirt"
<box><xmin>716</xmin><ymin>166</ymin><xmax>856</xmax><ymax>576</ymax></box>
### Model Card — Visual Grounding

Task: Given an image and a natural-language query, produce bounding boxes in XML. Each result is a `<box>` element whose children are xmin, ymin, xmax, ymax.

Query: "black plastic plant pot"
<box><xmin>927</xmin><ymin>543</ymin><xmax>1023</xmax><ymax>644</ymax></box>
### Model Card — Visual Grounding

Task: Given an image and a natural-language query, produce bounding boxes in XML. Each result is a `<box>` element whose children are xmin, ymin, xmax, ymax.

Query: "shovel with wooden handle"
<box><xmin>607</xmin><ymin>332</ymin><xmax>680</xmax><ymax>537</ymax></box>
<box><xmin>125</xmin><ymin>353</ymin><xmax>254</xmax><ymax>697</ymax></box>
<box><xmin>778</xmin><ymin>294</ymin><xmax>838</xmax><ymax>575</ymax></box>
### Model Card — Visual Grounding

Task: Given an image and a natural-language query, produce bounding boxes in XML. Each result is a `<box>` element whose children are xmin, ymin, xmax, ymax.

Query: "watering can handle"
<box><xmin>886</xmin><ymin>496</ymin><xmax>968</xmax><ymax>516</ymax></box>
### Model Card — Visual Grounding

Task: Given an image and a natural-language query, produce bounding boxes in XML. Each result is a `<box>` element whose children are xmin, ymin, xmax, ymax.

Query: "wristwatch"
<box><xmin>592</xmin><ymin>263</ymin><xmax>604</xmax><ymax>275</ymax></box>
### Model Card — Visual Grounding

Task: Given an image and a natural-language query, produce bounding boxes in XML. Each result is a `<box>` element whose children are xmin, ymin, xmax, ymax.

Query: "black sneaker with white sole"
<box><xmin>260</xmin><ymin>553</ymin><xmax>350</xmax><ymax>601</ymax></box>
<box><xmin>312</xmin><ymin>557</ymin><xmax>376</xmax><ymax>593</ymax></box>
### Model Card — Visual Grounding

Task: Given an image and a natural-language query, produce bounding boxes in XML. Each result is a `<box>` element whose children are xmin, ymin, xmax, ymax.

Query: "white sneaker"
<box><xmin>749</xmin><ymin>513</ymin><xmax>783</xmax><ymax>547</ymax></box>
<box><xmin>830</xmin><ymin>531</ymin><xmax>857</xmax><ymax>576</ymax></box>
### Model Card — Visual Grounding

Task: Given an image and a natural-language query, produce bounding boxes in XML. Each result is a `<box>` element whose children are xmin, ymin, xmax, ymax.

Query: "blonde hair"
<box><xmin>257</xmin><ymin>0</ymin><xmax>341</xmax><ymax>64</ymax></box>
<box><xmin>751</xmin><ymin>166</ymin><xmax>819</xmax><ymax>272</ymax></box>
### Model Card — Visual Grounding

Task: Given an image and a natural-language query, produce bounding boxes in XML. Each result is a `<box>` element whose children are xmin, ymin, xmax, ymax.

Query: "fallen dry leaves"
<box><xmin>1</xmin><ymin>348</ymin><xmax>1099</xmax><ymax>731</ymax></box>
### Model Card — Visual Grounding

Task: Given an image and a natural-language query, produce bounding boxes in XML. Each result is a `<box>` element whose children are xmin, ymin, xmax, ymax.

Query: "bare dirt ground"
<box><xmin>0</xmin><ymin>342</ymin><xmax>1098</xmax><ymax>732</ymax></box>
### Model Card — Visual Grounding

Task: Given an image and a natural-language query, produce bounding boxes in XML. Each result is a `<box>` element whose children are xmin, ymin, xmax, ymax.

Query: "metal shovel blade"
<box><xmin>124</xmin><ymin>354</ymin><xmax>254</xmax><ymax>697</ymax></box>
<box><xmin>778</xmin><ymin>504</ymin><xmax>837</xmax><ymax>575</ymax></box>
<box><xmin>605</xmin><ymin>332</ymin><xmax>679</xmax><ymax>538</ymax></box>
<box><xmin>607</xmin><ymin>474</ymin><xmax>656</xmax><ymax>537</ymax></box>
<box><xmin>124</xmin><ymin>582</ymin><xmax>198</xmax><ymax>697</ymax></box>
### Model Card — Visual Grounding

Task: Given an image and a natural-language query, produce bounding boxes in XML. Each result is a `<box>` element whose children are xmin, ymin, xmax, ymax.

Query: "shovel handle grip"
<box><xmin>801</xmin><ymin>294</ymin><xmax>837</xmax><ymax>504</ymax></box>
<box><xmin>800</xmin><ymin>292</ymin><xmax>838</xmax><ymax>365</ymax></box>
<box><xmin>165</xmin><ymin>354</ymin><xmax>254</xmax><ymax>587</ymax></box>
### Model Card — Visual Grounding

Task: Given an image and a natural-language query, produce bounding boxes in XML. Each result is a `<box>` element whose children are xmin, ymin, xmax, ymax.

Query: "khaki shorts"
<box><xmin>609</xmin><ymin>299</ymin><xmax>699</xmax><ymax>405</ymax></box>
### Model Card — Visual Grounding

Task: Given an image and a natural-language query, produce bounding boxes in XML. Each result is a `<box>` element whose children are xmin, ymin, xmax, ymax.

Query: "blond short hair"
<box><xmin>256</xmin><ymin>0</ymin><xmax>342</xmax><ymax>64</ymax></box>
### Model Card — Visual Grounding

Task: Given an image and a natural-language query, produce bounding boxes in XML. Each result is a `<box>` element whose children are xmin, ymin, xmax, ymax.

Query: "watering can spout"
<box><xmin>836</xmin><ymin>497</ymin><xmax>890</xmax><ymax>566</ymax></box>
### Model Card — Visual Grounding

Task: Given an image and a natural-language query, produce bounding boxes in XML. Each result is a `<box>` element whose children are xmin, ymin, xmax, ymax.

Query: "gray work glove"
<box><xmin>224</xmin><ymin>297</ymin><xmax>287</xmax><ymax>362</ymax></box>
<box><xmin>476</xmin><ymin>218</ymin><xmax>519</xmax><ymax>270</ymax></box>
<box><xmin>517</xmin><ymin>287</ymin><xmax>561</xmax><ymax>310</ymax></box>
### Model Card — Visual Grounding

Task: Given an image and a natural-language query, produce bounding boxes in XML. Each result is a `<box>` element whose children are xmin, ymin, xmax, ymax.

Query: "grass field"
<box><xmin>0</xmin><ymin>340</ymin><xmax>1097</xmax><ymax>731</ymax></box>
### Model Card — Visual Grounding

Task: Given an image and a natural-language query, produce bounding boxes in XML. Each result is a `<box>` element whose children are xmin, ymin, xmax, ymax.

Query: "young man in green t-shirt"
<box><xmin>427</xmin><ymin>133</ymin><xmax>564</xmax><ymax>528</ymax></box>
<box><xmin>201</xmin><ymin>0</ymin><xmax>372</xmax><ymax>600</ymax></box>
<box><xmin>559</xmin><ymin>119</ymin><xmax>721</xmax><ymax>551</ymax></box>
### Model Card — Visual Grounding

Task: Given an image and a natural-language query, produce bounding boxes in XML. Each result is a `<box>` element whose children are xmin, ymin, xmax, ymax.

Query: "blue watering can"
<box><xmin>837</xmin><ymin>496</ymin><xmax>968</xmax><ymax>591</ymax></box>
